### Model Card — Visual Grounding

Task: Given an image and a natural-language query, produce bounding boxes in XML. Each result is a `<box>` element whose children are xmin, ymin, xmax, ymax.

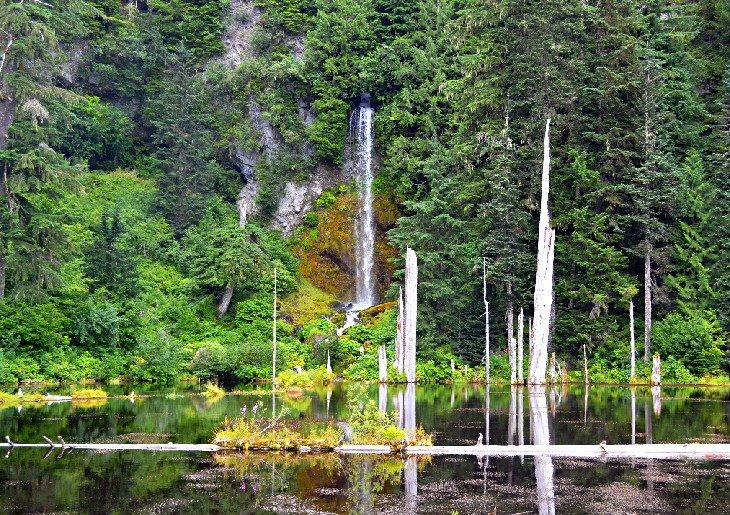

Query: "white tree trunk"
<box><xmin>327</xmin><ymin>350</ymin><xmax>332</xmax><ymax>374</ymax></box>
<box><xmin>517</xmin><ymin>308</ymin><xmax>524</xmax><ymax>384</ymax></box>
<box><xmin>404</xmin><ymin>248</ymin><xmax>418</xmax><ymax>383</ymax></box>
<box><xmin>583</xmin><ymin>344</ymin><xmax>589</xmax><ymax>385</ymax></box>
<box><xmin>651</xmin><ymin>353</ymin><xmax>661</xmax><ymax>385</ymax></box>
<box><xmin>404</xmin><ymin>383</ymin><xmax>416</xmax><ymax>440</ymax></box>
<box><xmin>629</xmin><ymin>299</ymin><xmax>636</xmax><ymax>379</ymax></box>
<box><xmin>528</xmin><ymin>384</ymin><xmax>555</xmax><ymax>514</ymax></box>
<box><xmin>483</xmin><ymin>258</ymin><xmax>490</xmax><ymax>384</ymax></box>
<box><xmin>508</xmin><ymin>386</ymin><xmax>516</xmax><ymax>445</ymax></box>
<box><xmin>450</xmin><ymin>359</ymin><xmax>455</xmax><ymax>376</ymax></box>
<box><xmin>529</xmin><ymin>119</ymin><xmax>554</xmax><ymax>385</ymax></box>
<box><xmin>395</xmin><ymin>287</ymin><xmax>404</xmax><ymax>373</ymax></box>
<box><xmin>652</xmin><ymin>386</ymin><xmax>661</xmax><ymax>416</ymax></box>
<box><xmin>378</xmin><ymin>383</ymin><xmax>387</xmax><ymax>413</ymax></box>
<box><xmin>405</xmin><ymin>455</ymin><xmax>418</xmax><ymax>514</ymax></box>
<box><xmin>272</xmin><ymin>268</ymin><xmax>277</xmax><ymax>386</ymax></box>
<box><xmin>631</xmin><ymin>389</ymin><xmax>636</xmax><ymax>445</ymax></box>
<box><xmin>549</xmin><ymin>352</ymin><xmax>557</xmax><ymax>384</ymax></box>
<box><xmin>378</xmin><ymin>345</ymin><xmax>388</xmax><ymax>383</ymax></box>
<box><xmin>507</xmin><ymin>283</ymin><xmax>515</xmax><ymax>384</ymax></box>
<box><xmin>644</xmin><ymin>248</ymin><xmax>652</xmax><ymax>361</ymax></box>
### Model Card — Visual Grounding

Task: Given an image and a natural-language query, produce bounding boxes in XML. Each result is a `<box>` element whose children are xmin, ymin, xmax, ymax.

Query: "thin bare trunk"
<box><xmin>529</xmin><ymin>119</ymin><xmax>554</xmax><ymax>385</ymax></box>
<box><xmin>217</xmin><ymin>280</ymin><xmax>236</xmax><ymax>318</ymax></box>
<box><xmin>326</xmin><ymin>350</ymin><xmax>332</xmax><ymax>374</ymax></box>
<box><xmin>378</xmin><ymin>345</ymin><xmax>387</xmax><ymax>383</ymax></box>
<box><xmin>396</xmin><ymin>289</ymin><xmax>403</xmax><ymax>368</ymax></box>
<box><xmin>583</xmin><ymin>344</ymin><xmax>589</xmax><ymax>385</ymax></box>
<box><xmin>404</xmin><ymin>248</ymin><xmax>418</xmax><ymax>383</ymax></box>
<box><xmin>272</xmin><ymin>268</ymin><xmax>277</xmax><ymax>385</ymax></box>
<box><xmin>517</xmin><ymin>308</ymin><xmax>524</xmax><ymax>384</ymax></box>
<box><xmin>644</xmin><ymin>248</ymin><xmax>652</xmax><ymax>361</ymax></box>
<box><xmin>483</xmin><ymin>258</ymin><xmax>490</xmax><ymax>383</ymax></box>
<box><xmin>651</xmin><ymin>353</ymin><xmax>661</xmax><ymax>385</ymax></box>
<box><xmin>629</xmin><ymin>300</ymin><xmax>636</xmax><ymax>379</ymax></box>
<box><xmin>507</xmin><ymin>282</ymin><xmax>515</xmax><ymax>384</ymax></box>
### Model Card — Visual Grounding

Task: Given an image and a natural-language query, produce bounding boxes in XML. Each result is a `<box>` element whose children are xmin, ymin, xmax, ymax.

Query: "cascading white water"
<box><xmin>338</xmin><ymin>98</ymin><xmax>376</xmax><ymax>336</ymax></box>
<box><xmin>352</xmin><ymin>101</ymin><xmax>376</xmax><ymax>309</ymax></box>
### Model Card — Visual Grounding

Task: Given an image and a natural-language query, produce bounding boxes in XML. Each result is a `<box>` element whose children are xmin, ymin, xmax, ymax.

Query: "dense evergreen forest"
<box><xmin>0</xmin><ymin>0</ymin><xmax>728</xmax><ymax>385</ymax></box>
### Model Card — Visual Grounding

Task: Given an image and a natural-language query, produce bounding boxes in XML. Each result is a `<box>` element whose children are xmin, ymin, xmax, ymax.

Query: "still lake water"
<box><xmin>1</xmin><ymin>383</ymin><xmax>729</xmax><ymax>513</ymax></box>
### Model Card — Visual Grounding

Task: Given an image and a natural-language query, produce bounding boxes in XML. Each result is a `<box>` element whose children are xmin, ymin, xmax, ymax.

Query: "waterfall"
<box><xmin>352</xmin><ymin>96</ymin><xmax>376</xmax><ymax>308</ymax></box>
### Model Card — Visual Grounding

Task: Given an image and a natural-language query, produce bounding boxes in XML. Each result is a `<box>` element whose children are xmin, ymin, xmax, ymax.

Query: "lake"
<box><xmin>1</xmin><ymin>383</ymin><xmax>729</xmax><ymax>513</ymax></box>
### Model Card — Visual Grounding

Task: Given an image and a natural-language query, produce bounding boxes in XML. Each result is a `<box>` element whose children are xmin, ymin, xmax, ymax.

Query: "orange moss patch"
<box><xmin>294</xmin><ymin>188</ymin><xmax>400</xmax><ymax>302</ymax></box>
<box><xmin>361</xmin><ymin>301</ymin><xmax>397</xmax><ymax>326</ymax></box>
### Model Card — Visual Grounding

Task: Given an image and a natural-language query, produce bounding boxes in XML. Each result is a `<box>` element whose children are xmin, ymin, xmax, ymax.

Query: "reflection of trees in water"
<box><xmin>529</xmin><ymin>385</ymin><xmax>555</xmax><ymax>515</ymax></box>
<box><xmin>343</xmin><ymin>455</ymin><xmax>405</xmax><ymax>515</ymax></box>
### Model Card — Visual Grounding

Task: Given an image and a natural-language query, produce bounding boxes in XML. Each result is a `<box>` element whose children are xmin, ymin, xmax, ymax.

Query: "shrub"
<box><xmin>203</xmin><ymin>383</ymin><xmax>226</xmax><ymax>399</ymax></box>
<box><xmin>129</xmin><ymin>331</ymin><xmax>185</xmax><ymax>383</ymax></box>
<box><xmin>653</xmin><ymin>312</ymin><xmax>725</xmax><ymax>375</ymax></box>
<box><xmin>71</xmin><ymin>388</ymin><xmax>108</xmax><ymax>399</ymax></box>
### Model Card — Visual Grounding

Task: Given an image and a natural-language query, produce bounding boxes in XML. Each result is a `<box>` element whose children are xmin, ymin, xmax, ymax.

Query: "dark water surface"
<box><xmin>1</xmin><ymin>383</ymin><xmax>729</xmax><ymax>513</ymax></box>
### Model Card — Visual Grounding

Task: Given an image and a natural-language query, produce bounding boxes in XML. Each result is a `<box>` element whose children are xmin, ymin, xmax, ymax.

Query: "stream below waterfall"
<box><xmin>1</xmin><ymin>383</ymin><xmax>729</xmax><ymax>513</ymax></box>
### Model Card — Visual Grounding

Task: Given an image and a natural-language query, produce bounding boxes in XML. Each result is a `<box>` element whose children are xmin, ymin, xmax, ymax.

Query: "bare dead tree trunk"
<box><xmin>644</xmin><ymin>247</ymin><xmax>652</xmax><ymax>361</ymax></box>
<box><xmin>378</xmin><ymin>383</ymin><xmax>387</xmax><ymax>413</ymax></box>
<box><xmin>217</xmin><ymin>280</ymin><xmax>236</xmax><ymax>318</ymax></box>
<box><xmin>507</xmin><ymin>282</ymin><xmax>515</xmax><ymax>384</ymax></box>
<box><xmin>629</xmin><ymin>300</ymin><xmax>636</xmax><ymax>379</ymax></box>
<box><xmin>404</xmin><ymin>248</ymin><xmax>418</xmax><ymax>383</ymax></box>
<box><xmin>651</xmin><ymin>353</ymin><xmax>661</xmax><ymax>385</ymax></box>
<box><xmin>483</xmin><ymin>258</ymin><xmax>490</xmax><ymax>383</ymax></box>
<box><xmin>529</xmin><ymin>119</ymin><xmax>554</xmax><ymax>385</ymax></box>
<box><xmin>583</xmin><ymin>344</ymin><xmax>589</xmax><ymax>385</ymax></box>
<box><xmin>272</xmin><ymin>268</ymin><xmax>277</xmax><ymax>386</ymax></box>
<box><xmin>327</xmin><ymin>350</ymin><xmax>332</xmax><ymax>374</ymax></box>
<box><xmin>378</xmin><ymin>345</ymin><xmax>388</xmax><ymax>383</ymax></box>
<box><xmin>395</xmin><ymin>287</ymin><xmax>404</xmax><ymax>373</ymax></box>
<box><xmin>517</xmin><ymin>308</ymin><xmax>524</xmax><ymax>384</ymax></box>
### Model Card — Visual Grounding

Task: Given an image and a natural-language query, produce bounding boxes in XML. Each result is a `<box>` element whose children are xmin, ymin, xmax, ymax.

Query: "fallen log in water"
<box><xmin>405</xmin><ymin>443</ymin><xmax>730</xmax><ymax>460</ymax></box>
<box><xmin>0</xmin><ymin>441</ymin><xmax>221</xmax><ymax>452</ymax></box>
<box><xmin>2</xmin><ymin>439</ymin><xmax>728</xmax><ymax>460</ymax></box>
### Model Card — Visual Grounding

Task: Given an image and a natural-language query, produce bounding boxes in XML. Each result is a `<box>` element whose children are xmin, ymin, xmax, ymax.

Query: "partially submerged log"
<box><xmin>405</xmin><ymin>444</ymin><xmax>730</xmax><ymax>460</ymax></box>
<box><xmin>3</xmin><ymin>440</ymin><xmax>728</xmax><ymax>460</ymax></box>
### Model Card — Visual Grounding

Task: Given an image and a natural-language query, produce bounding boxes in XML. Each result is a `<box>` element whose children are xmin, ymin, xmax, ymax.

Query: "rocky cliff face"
<box><xmin>223</xmin><ymin>1</ymin><xmax>352</xmax><ymax>233</ymax></box>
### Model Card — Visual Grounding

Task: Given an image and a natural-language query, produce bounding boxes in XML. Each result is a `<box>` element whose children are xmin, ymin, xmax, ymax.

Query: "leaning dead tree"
<box><xmin>404</xmin><ymin>248</ymin><xmax>418</xmax><ymax>383</ymax></box>
<box><xmin>529</xmin><ymin>119</ymin><xmax>555</xmax><ymax>385</ymax></box>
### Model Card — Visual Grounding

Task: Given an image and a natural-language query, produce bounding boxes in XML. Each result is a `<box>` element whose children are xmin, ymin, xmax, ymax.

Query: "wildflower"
<box><xmin>252</xmin><ymin>485</ymin><xmax>257</xmax><ymax>494</ymax></box>
<box><xmin>240</xmin><ymin>481</ymin><xmax>246</xmax><ymax>491</ymax></box>
<box><xmin>241</xmin><ymin>406</ymin><xmax>247</xmax><ymax>417</ymax></box>
<box><xmin>252</xmin><ymin>403</ymin><xmax>258</xmax><ymax>416</ymax></box>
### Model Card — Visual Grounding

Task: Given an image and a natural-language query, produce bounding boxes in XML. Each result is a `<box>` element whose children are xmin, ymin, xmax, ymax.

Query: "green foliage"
<box><xmin>653</xmin><ymin>312</ymin><xmax>725</xmax><ymax>375</ymax></box>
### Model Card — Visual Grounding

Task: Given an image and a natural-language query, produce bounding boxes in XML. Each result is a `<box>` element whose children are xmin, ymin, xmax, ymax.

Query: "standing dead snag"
<box><xmin>272</xmin><ymin>268</ymin><xmax>277</xmax><ymax>386</ymax></box>
<box><xmin>644</xmin><ymin>245</ymin><xmax>652</xmax><ymax>361</ymax></box>
<box><xmin>404</xmin><ymin>248</ymin><xmax>418</xmax><ymax>383</ymax></box>
<box><xmin>378</xmin><ymin>345</ymin><xmax>388</xmax><ymax>383</ymax></box>
<box><xmin>483</xmin><ymin>258</ymin><xmax>490</xmax><ymax>383</ymax></box>
<box><xmin>651</xmin><ymin>353</ymin><xmax>661</xmax><ymax>385</ymax></box>
<box><xmin>395</xmin><ymin>287</ymin><xmax>404</xmax><ymax>373</ymax></box>
<box><xmin>629</xmin><ymin>299</ymin><xmax>636</xmax><ymax>380</ymax></box>
<box><xmin>517</xmin><ymin>308</ymin><xmax>524</xmax><ymax>384</ymax></box>
<box><xmin>583</xmin><ymin>344</ymin><xmax>589</xmax><ymax>385</ymax></box>
<box><xmin>327</xmin><ymin>350</ymin><xmax>332</xmax><ymax>374</ymax></box>
<box><xmin>529</xmin><ymin>119</ymin><xmax>555</xmax><ymax>385</ymax></box>
<box><xmin>507</xmin><ymin>283</ymin><xmax>515</xmax><ymax>384</ymax></box>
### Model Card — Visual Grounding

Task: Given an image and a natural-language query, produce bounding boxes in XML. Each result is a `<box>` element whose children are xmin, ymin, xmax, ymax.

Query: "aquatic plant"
<box><xmin>71</xmin><ymin>388</ymin><xmax>108</xmax><ymax>399</ymax></box>
<box><xmin>202</xmin><ymin>383</ymin><xmax>226</xmax><ymax>399</ymax></box>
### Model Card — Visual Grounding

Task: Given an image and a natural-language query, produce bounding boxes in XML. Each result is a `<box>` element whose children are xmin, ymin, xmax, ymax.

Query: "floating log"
<box><xmin>0</xmin><ymin>442</ymin><xmax>221</xmax><ymax>452</ymax></box>
<box><xmin>1</xmin><ymin>441</ymin><xmax>728</xmax><ymax>460</ymax></box>
<box><xmin>405</xmin><ymin>444</ymin><xmax>730</xmax><ymax>460</ymax></box>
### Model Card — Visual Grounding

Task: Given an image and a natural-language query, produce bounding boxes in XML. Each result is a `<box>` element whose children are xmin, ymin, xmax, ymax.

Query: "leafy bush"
<box><xmin>129</xmin><ymin>331</ymin><xmax>185</xmax><ymax>383</ymax></box>
<box><xmin>653</xmin><ymin>312</ymin><xmax>725</xmax><ymax>375</ymax></box>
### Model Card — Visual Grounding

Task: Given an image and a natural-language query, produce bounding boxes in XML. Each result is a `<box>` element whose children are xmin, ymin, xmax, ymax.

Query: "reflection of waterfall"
<box><xmin>351</xmin><ymin>96</ymin><xmax>376</xmax><ymax>308</ymax></box>
<box><xmin>529</xmin><ymin>385</ymin><xmax>556</xmax><ymax>515</ymax></box>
